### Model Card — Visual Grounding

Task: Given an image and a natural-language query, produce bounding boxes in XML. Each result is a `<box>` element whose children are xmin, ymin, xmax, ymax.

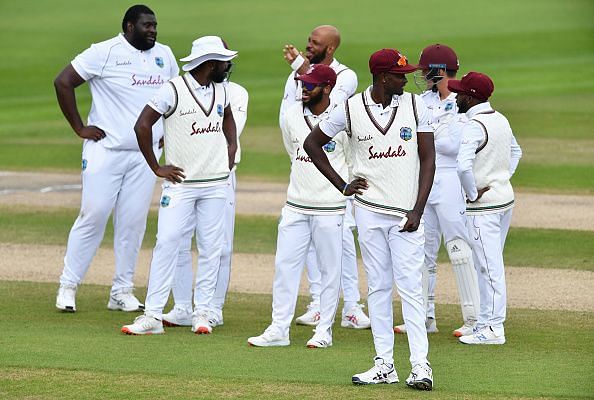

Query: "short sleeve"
<box><xmin>414</xmin><ymin>95</ymin><xmax>434</xmax><ymax>133</ymax></box>
<box><xmin>71</xmin><ymin>43</ymin><xmax>105</xmax><ymax>81</ymax></box>
<box><xmin>318</xmin><ymin>102</ymin><xmax>347</xmax><ymax>138</ymax></box>
<box><xmin>148</xmin><ymin>82</ymin><xmax>176</xmax><ymax>115</ymax></box>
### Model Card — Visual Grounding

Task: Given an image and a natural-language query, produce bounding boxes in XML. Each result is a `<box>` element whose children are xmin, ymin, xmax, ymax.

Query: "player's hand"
<box><xmin>467</xmin><ymin>186</ymin><xmax>490</xmax><ymax>203</ymax></box>
<box><xmin>283</xmin><ymin>44</ymin><xmax>301</xmax><ymax>64</ymax></box>
<box><xmin>77</xmin><ymin>125</ymin><xmax>106</xmax><ymax>141</ymax></box>
<box><xmin>343</xmin><ymin>177</ymin><xmax>368</xmax><ymax>196</ymax></box>
<box><xmin>399</xmin><ymin>210</ymin><xmax>422</xmax><ymax>232</ymax></box>
<box><xmin>155</xmin><ymin>165</ymin><xmax>185</xmax><ymax>183</ymax></box>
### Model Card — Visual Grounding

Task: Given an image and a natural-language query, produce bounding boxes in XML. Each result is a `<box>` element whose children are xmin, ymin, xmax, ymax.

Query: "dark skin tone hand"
<box><xmin>134</xmin><ymin>105</ymin><xmax>186</xmax><ymax>183</ymax></box>
<box><xmin>54</xmin><ymin>64</ymin><xmax>107</xmax><ymax>141</ymax></box>
<box><xmin>467</xmin><ymin>186</ymin><xmax>490</xmax><ymax>203</ymax></box>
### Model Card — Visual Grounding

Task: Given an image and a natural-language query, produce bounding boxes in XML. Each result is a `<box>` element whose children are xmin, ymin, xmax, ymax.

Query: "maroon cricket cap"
<box><xmin>418</xmin><ymin>44</ymin><xmax>459</xmax><ymax>71</ymax></box>
<box><xmin>369</xmin><ymin>48</ymin><xmax>418</xmax><ymax>75</ymax></box>
<box><xmin>448</xmin><ymin>71</ymin><xmax>494</xmax><ymax>101</ymax></box>
<box><xmin>296</xmin><ymin>64</ymin><xmax>337</xmax><ymax>88</ymax></box>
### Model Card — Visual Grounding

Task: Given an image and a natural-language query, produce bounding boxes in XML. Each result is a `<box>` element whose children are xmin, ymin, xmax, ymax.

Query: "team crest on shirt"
<box><xmin>400</xmin><ymin>127</ymin><xmax>413</xmax><ymax>141</ymax></box>
<box><xmin>445</xmin><ymin>102</ymin><xmax>454</xmax><ymax>112</ymax></box>
<box><xmin>155</xmin><ymin>57</ymin><xmax>164</xmax><ymax>68</ymax></box>
<box><xmin>217</xmin><ymin>104</ymin><xmax>224</xmax><ymax>117</ymax></box>
<box><xmin>160</xmin><ymin>195</ymin><xmax>171</xmax><ymax>207</ymax></box>
<box><xmin>82</xmin><ymin>159</ymin><xmax>87</xmax><ymax>171</ymax></box>
<box><xmin>323</xmin><ymin>140</ymin><xmax>336</xmax><ymax>153</ymax></box>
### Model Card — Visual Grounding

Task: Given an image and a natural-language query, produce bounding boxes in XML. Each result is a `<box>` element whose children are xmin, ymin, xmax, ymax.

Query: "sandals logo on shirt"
<box><xmin>160</xmin><ymin>195</ymin><xmax>171</xmax><ymax>207</ymax></box>
<box><xmin>323</xmin><ymin>140</ymin><xmax>336</xmax><ymax>153</ymax></box>
<box><xmin>217</xmin><ymin>104</ymin><xmax>224</xmax><ymax>117</ymax></box>
<box><xmin>155</xmin><ymin>57</ymin><xmax>164</xmax><ymax>68</ymax></box>
<box><xmin>400</xmin><ymin>127</ymin><xmax>412</xmax><ymax>141</ymax></box>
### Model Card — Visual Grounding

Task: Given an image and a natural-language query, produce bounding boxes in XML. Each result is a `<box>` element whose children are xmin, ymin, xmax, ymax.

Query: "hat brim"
<box><xmin>387</xmin><ymin>63</ymin><xmax>418</xmax><ymax>74</ymax></box>
<box><xmin>296</xmin><ymin>74</ymin><xmax>333</xmax><ymax>86</ymax></box>
<box><xmin>180</xmin><ymin>49</ymin><xmax>237</xmax><ymax>62</ymax></box>
<box><xmin>447</xmin><ymin>79</ymin><xmax>466</xmax><ymax>94</ymax></box>
<box><xmin>181</xmin><ymin>52</ymin><xmax>238</xmax><ymax>72</ymax></box>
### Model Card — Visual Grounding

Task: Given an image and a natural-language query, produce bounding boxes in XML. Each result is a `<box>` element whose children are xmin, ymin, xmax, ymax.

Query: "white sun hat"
<box><xmin>180</xmin><ymin>35</ymin><xmax>238</xmax><ymax>72</ymax></box>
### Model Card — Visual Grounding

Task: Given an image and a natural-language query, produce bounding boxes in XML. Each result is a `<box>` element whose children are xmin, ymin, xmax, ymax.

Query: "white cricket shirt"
<box><xmin>71</xmin><ymin>33</ymin><xmax>178</xmax><ymax>150</ymax></box>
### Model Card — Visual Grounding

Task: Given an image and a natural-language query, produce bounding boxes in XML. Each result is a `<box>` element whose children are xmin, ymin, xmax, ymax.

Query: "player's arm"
<box><xmin>134</xmin><ymin>106</ymin><xmax>185</xmax><ymax>183</ymax></box>
<box><xmin>53</xmin><ymin>64</ymin><xmax>106</xmax><ymax>141</ymax></box>
<box><xmin>401</xmin><ymin>131</ymin><xmax>436</xmax><ymax>232</ymax></box>
<box><xmin>222</xmin><ymin>105</ymin><xmax>238</xmax><ymax>170</ymax></box>
<box><xmin>457</xmin><ymin>121</ymin><xmax>488</xmax><ymax>202</ymax></box>
<box><xmin>509</xmin><ymin>133</ymin><xmax>522</xmax><ymax>176</ymax></box>
<box><xmin>304</xmin><ymin>126</ymin><xmax>367</xmax><ymax>196</ymax></box>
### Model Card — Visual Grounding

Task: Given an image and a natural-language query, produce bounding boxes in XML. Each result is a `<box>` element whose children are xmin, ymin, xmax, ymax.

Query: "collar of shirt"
<box><xmin>184</xmin><ymin>72</ymin><xmax>213</xmax><ymax>95</ymax></box>
<box><xmin>363</xmin><ymin>86</ymin><xmax>401</xmax><ymax>112</ymax></box>
<box><xmin>303</xmin><ymin>103</ymin><xmax>333</xmax><ymax>119</ymax></box>
<box><xmin>466</xmin><ymin>101</ymin><xmax>494</xmax><ymax>119</ymax></box>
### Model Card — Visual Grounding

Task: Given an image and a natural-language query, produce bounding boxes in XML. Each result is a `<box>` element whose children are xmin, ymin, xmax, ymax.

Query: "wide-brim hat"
<box><xmin>180</xmin><ymin>36</ymin><xmax>238</xmax><ymax>72</ymax></box>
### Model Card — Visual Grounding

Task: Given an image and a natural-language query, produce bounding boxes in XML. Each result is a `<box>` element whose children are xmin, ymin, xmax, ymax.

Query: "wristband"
<box><xmin>290</xmin><ymin>54</ymin><xmax>305</xmax><ymax>71</ymax></box>
<box><xmin>341</xmin><ymin>183</ymin><xmax>349</xmax><ymax>195</ymax></box>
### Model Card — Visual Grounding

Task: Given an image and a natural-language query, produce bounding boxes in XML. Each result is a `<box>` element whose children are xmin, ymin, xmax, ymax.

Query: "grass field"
<box><xmin>0</xmin><ymin>281</ymin><xmax>593</xmax><ymax>400</ymax></box>
<box><xmin>1</xmin><ymin>0</ymin><xmax>593</xmax><ymax>398</ymax></box>
<box><xmin>0</xmin><ymin>0</ymin><xmax>593</xmax><ymax>192</ymax></box>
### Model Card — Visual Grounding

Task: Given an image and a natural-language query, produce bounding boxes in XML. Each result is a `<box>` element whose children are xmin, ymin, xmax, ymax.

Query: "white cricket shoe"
<box><xmin>248</xmin><ymin>327</ymin><xmax>290</xmax><ymax>347</ymax></box>
<box><xmin>191</xmin><ymin>312</ymin><xmax>212</xmax><ymax>335</ymax></box>
<box><xmin>56</xmin><ymin>284</ymin><xmax>77</xmax><ymax>312</ymax></box>
<box><xmin>394</xmin><ymin>318</ymin><xmax>438</xmax><ymax>334</ymax></box>
<box><xmin>341</xmin><ymin>304</ymin><xmax>371</xmax><ymax>329</ymax></box>
<box><xmin>352</xmin><ymin>357</ymin><xmax>399</xmax><ymax>385</ymax></box>
<box><xmin>121</xmin><ymin>315</ymin><xmax>164</xmax><ymax>335</ymax></box>
<box><xmin>459</xmin><ymin>326</ymin><xmax>506</xmax><ymax>345</ymax></box>
<box><xmin>162</xmin><ymin>306</ymin><xmax>193</xmax><ymax>327</ymax></box>
<box><xmin>453</xmin><ymin>321</ymin><xmax>476</xmax><ymax>337</ymax></box>
<box><xmin>405</xmin><ymin>363</ymin><xmax>433</xmax><ymax>391</ymax></box>
<box><xmin>208</xmin><ymin>310</ymin><xmax>224</xmax><ymax>327</ymax></box>
<box><xmin>107</xmin><ymin>288</ymin><xmax>144</xmax><ymax>312</ymax></box>
<box><xmin>295</xmin><ymin>303</ymin><xmax>320</xmax><ymax>326</ymax></box>
<box><xmin>306</xmin><ymin>331</ymin><xmax>333</xmax><ymax>348</ymax></box>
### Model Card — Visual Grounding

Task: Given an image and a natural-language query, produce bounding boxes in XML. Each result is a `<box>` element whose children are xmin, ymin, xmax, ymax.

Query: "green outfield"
<box><xmin>0</xmin><ymin>281</ymin><xmax>593</xmax><ymax>400</ymax></box>
<box><xmin>0</xmin><ymin>0</ymin><xmax>593</xmax><ymax>192</ymax></box>
<box><xmin>1</xmin><ymin>0</ymin><xmax>594</xmax><ymax>398</ymax></box>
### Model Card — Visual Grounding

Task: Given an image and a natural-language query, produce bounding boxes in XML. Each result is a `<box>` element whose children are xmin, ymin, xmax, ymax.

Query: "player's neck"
<box><xmin>308</xmin><ymin>97</ymin><xmax>330</xmax><ymax>116</ymax></box>
<box><xmin>437</xmin><ymin>79</ymin><xmax>451</xmax><ymax>100</ymax></box>
<box><xmin>190</xmin><ymin>71</ymin><xmax>211</xmax><ymax>87</ymax></box>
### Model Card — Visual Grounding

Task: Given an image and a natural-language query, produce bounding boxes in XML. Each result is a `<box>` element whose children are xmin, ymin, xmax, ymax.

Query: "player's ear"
<box><xmin>323</xmin><ymin>85</ymin><xmax>332</xmax><ymax>95</ymax></box>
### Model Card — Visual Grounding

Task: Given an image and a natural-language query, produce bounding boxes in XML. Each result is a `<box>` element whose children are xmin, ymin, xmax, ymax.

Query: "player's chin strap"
<box><xmin>447</xmin><ymin>238</ymin><xmax>480</xmax><ymax>325</ymax></box>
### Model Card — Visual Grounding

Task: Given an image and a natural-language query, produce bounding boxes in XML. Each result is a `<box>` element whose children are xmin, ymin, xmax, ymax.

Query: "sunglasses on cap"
<box><xmin>301</xmin><ymin>81</ymin><xmax>325</xmax><ymax>91</ymax></box>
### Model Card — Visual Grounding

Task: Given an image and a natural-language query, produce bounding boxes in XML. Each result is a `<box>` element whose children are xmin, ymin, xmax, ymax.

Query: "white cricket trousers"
<box><xmin>144</xmin><ymin>183</ymin><xmax>226</xmax><ymax>319</ymax></box>
<box><xmin>355</xmin><ymin>207</ymin><xmax>429</xmax><ymax>366</ymax></box>
<box><xmin>304</xmin><ymin>200</ymin><xmax>361</xmax><ymax>308</ymax></box>
<box><xmin>467</xmin><ymin>209</ymin><xmax>512</xmax><ymax>334</ymax></box>
<box><xmin>270</xmin><ymin>207</ymin><xmax>343</xmax><ymax>337</ymax></box>
<box><xmin>171</xmin><ymin>171</ymin><xmax>236</xmax><ymax>313</ymax></box>
<box><xmin>424</xmin><ymin>168</ymin><xmax>471</xmax><ymax>318</ymax></box>
<box><xmin>59</xmin><ymin>140</ymin><xmax>158</xmax><ymax>295</ymax></box>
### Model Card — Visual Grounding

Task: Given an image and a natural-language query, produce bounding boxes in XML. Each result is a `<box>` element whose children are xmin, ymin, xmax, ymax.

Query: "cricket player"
<box><xmin>448</xmin><ymin>72</ymin><xmax>522</xmax><ymax>345</ymax></box>
<box><xmin>280</xmin><ymin>25</ymin><xmax>370</xmax><ymax>329</ymax></box>
<box><xmin>304</xmin><ymin>49</ymin><xmax>436</xmax><ymax>390</ymax></box>
<box><xmin>248</xmin><ymin>64</ymin><xmax>364</xmax><ymax>348</ymax></box>
<box><xmin>394</xmin><ymin>44</ymin><xmax>480</xmax><ymax>338</ymax></box>
<box><xmin>121</xmin><ymin>35</ymin><xmax>238</xmax><ymax>336</ymax></box>
<box><xmin>54</xmin><ymin>5</ymin><xmax>178</xmax><ymax>313</ymax></box>
<box><xmin>161</xmin><ymin>79</ymin><xmax>249</xmax><ymax>328</ymax></box>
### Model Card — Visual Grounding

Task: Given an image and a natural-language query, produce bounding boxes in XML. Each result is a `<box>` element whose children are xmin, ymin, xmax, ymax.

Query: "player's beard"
<box><xmin>212</xmin><ymin>69</ymin><xmax>227</xmax><ymax>83</ymax></box>
<box><xmin>303</xmin><ymin>89</ymin><xmax>324</xmax><ymax>107</ymax></box>
<box><xmin>130</xmin><ymin>31</ymin><xmax>156</xmax><ymax>51</ymax></box>
<box><xmin>309</xmin><ymin>47</ymin><xmax>328</xmax><ymax>64</ymax></box>
<box><xmin>457</xmin><ymin>96</ymin><xmax>470</xmax><ymax>113</ymax></box>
